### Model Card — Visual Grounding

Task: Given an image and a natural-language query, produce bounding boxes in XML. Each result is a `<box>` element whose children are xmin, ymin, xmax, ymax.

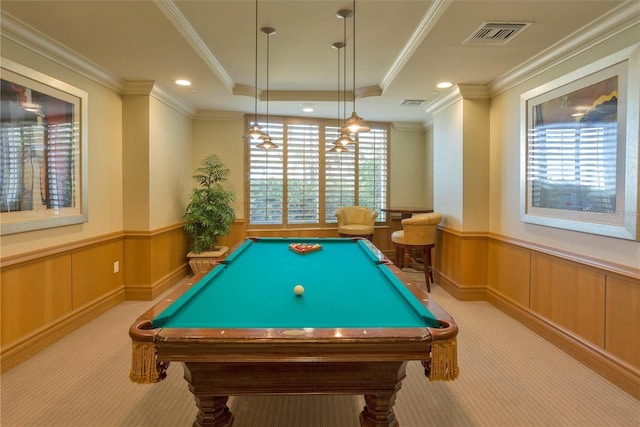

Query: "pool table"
<box><xmin>129</xmin><ymin>237</ymin><xmax>458</xmax><ymax>427</ymax></box>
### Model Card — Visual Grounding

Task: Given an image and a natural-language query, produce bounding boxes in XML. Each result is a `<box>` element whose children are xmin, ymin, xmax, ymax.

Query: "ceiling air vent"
<box><xmin>464</xmin><ymin>22</ymin><xmax>531</xmax><ymax>45</ymax></box>
<box><xmin>399</xmin><ymin>99</ymin><xmax>425</xmax><ymax>107</ymax></box>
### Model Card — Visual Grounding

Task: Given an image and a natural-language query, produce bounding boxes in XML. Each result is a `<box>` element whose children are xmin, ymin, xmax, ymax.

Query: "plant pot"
<box><xmin>187</xmin><ymin>246</ymin><xmax>229</xmax><ymax>274</ymax></box>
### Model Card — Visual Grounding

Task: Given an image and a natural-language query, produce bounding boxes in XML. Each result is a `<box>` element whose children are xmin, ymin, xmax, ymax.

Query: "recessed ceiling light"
<box><xmin>175</xmin><ymin>79</ymin><xmax>192</xmax><ymax>86</ymax></box>
<box><xmin>300</xmin><ymin>103</ymin><xmax>314</xmax><ymax>112</ymax></box>
<box><xmin>436</xmin><ymin>81</ymin><xmax>453</xmax><ymax>89</ymax></box>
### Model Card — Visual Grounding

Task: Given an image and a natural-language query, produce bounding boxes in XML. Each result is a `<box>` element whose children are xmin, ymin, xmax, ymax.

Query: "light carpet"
<box><xmin>1</xmin><ymin>272</ymin><xmax>638</xmax><ymax>426</ymax></box>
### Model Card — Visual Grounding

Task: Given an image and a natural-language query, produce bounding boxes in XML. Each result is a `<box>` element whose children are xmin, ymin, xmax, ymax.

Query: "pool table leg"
<box><xmin>184</xmin><ymin>363</ymin><xmax>234</xmax><ymax>427</ymax></box>
<box><xmin>360</xmin><ymin>392</ymin><xmax>400</xmax><ymax>427</ymax></box>
<box><xmin>189</xmin><ymin>392</ymin><xmax>233</xmax><ymax>427</ymax></box>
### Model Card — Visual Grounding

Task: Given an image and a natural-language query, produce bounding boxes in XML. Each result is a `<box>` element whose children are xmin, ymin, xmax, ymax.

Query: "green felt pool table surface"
<box><xmin>154</xmin><ymin>237</ymin><xmax>439</xmax><ymax>329</ymax></box>
<box><xmin>129</xmin><ymin>237</ymin><xmax>459</xmax><ymax>427</ymax></box>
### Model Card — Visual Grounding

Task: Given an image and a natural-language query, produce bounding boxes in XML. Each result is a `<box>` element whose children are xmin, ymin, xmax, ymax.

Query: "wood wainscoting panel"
<box><xmin>530</xmin><ymin>253</ymin><xmax>606</xmax><ymax>347</ymax></box>
<box><xmin>72</xmin><ymin>240</ymin><xmax>123</xmax><ymax>308</ymax></box>
<box><xmin>435</xmin><ymin>228</ymin><xmax>487</xmax><ymax>299</ymax></box>
<box><xmin>123</xmin><ymin>236</ymin><xmax>151</xmax><ymax>290</ymax></box>
<box><xmin>149</xmin><ymin>226</ymin><xmax>189</xmax><ymax>292</ymax></box>
<box><xmin>123</xmin><ymin>224</ymin><xmax>190</xmax><ymax>300</ymax></box>
<box><xmin>605</xmin><ymin>275</ymin><xmax>640</xmax><ymax>368</ymax></box>
<box><xmin>436</xmin><ymin>229</ymin><xmax>461</xmax><ymax>288</ymax></box>
<box><xmin>459</xmin><ymin>236</ymin><xmax>488</xmax><ymax>289</ymax></box>
<box><xmin>488</xmin><ymin>239</ymin><xmax>531</xmax><ymax>308</ymax></box>
<box><xmin>1</xmin><ymin>254</ymin><xmax>72</xmax><ymax>347</ymax></box>
<box><xmin>217</xmin><ymin>220</ymin><xmax>247</xmax><ymax>249</ymax></box>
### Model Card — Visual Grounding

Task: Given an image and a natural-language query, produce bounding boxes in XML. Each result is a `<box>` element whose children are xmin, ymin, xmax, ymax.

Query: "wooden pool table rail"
<box><xmin>129</xmin><ymin>237</ymin><xmax>459</xmax><ymax>426</ymax></box>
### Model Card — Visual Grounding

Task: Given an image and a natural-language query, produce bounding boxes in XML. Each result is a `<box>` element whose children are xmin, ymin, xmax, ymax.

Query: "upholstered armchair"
<box><xmin>335</xmin><ymin>206</ymin><xmax>378</xmax><ymax>241</ymax></box>
<box><xmin>391</xmin><ymin>212</ymin><xmax>442</xmax><ymax>291</ymax></box>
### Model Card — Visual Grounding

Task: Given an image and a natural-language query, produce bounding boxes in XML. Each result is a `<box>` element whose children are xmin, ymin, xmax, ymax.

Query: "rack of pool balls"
<box><xmin>288</xmin><ymin>242</ymin><xmax>322</xmax><ymax>254</ymax></box>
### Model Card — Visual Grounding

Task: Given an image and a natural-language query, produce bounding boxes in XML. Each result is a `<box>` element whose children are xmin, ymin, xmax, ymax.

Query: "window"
<box><xmin>1</xmin><ymin>59</ymin><xmax>87</xmax><ymax>235</ymax></box>
<box><xmin>247</xmin><ymin>116</ymin><xmax>388</xmax><ymax>228</ymax></box>
<box><xmin>527</xmin><ymin>76</ymin><xmax>618</xmax><ymax>214</ymax></box>
<box><xmin>528</xmin><ymin>121</ymin><xmax>617</xmax><ymax>213</ymax></box>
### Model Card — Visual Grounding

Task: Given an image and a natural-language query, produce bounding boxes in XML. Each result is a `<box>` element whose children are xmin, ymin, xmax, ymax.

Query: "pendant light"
<box><xmin>332</xmin><ymin>8</ymin><xmax>355</xmax><ymax>148</ymax></box>
<box><xmin>329</xmin><ymin>40</ymin><xmax>349</xmax><ymax>152</ymax></box>
<box><xmin>257</xmin><ymin>27</ymin><xmax>278</xmax><ymax>150</ymax></box>
<box><xmin>243</xmin><ymin>0</ymin><xmax>267</xmax><ymax>141</ymax></box>
<box><xmin>344</xmin><ymin>0</ymin><xmax>369</xmax><ymax>134</ymax></box>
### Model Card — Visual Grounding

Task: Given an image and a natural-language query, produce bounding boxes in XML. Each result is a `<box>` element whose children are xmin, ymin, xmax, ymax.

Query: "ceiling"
<box><xmin>1</xmin><ymin>1</ymin><xmax>635</xmax><ymax>125</ymax></box>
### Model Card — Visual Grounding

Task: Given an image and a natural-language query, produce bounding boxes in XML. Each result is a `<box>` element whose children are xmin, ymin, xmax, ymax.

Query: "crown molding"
<box><xmin>0</xmin><ymin>11</ymin><xmax>124</xmax><ymax>92</ymax></box>
<box><xmin>423</xmin><ymin>84</ymin><xmax>487</xmax><ymax>116</ymax></box>
<box><xmin>457</xmin><ymin>84</ymin><xmax>490</xmax><ymax>99</ymax></box>
<box><xmin>257</xmin><ymin>87</ymin><xmax>382</xmax><ymax>102</ymax></box>
<box><xmin>356</xmin><ymin>85</ymin><xmax>382</xmax><ymax>99</ymax></box>
<box><xmin>488</xmin><ymin>0</ymin><xmax>640</xmax><ymax>96</ymax></box>
<box><xmin>122</xmin><ymin>81</ymin><xmax>156</xmax><ymax>96</ymax></box>
<box><xmin>233</xmin><ymin>84</ymin><xmax>263</xmax><ymax>98</ymax></box>
<box><xmin>153</xmin><ymin>0</ymin><xmax>234</xmax><ymax>92</ymax></box>
<box><xmin>261</xmin><ymin>90</ymin><xmax>340</xmax><ymax>102</ymax></box>
<box><xmin>380</xmin><ymin>0</ymin><xmax>453</xmax><ymax>92</ymax></box>
<box><xmin>392</xmin><ymin>122</ymin><xmax>426</xmax><ymax>132</ymax></box>
<box><xmin>123</xmin><ymin>80</ymin><xmax>196</xmax><ymax>117</ymax></box>
<box><xmin>194</xmin><ymin>110</ymin><xmax>245</xmax><ymax>121</ymax></box>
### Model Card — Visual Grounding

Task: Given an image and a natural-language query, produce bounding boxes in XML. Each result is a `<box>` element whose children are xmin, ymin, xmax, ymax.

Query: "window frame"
<box><xmin>520</xmin><ymin>45</ymin><xmax>639</xmax><ymax>240</ymax></box>
<box><xmin>245</xmin><ymin>114</ymin><xmax>389</xmax><ymax>230</ymax></box>
<box><xmin>1</xmin><ymin>58</ymin><xmax>88</xmax><ymax>235</ymax></box>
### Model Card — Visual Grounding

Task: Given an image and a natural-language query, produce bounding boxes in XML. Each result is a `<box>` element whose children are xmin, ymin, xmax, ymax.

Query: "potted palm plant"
<box><xmin>184</xmin><ymin>154</ymin><xmax>236</xmax><ymax>273</ymax></box>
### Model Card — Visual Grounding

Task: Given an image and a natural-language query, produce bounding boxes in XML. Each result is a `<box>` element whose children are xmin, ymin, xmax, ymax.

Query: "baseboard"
<box><xmin>124</xmin><ymin>264</ymin><xmax>190</xmax><ymax>300</ymax></box>
<box><xmin>1</xmin><ymin>288</ymin><xmax>125</xmax><ymax>374</ymax></box>
<box><xmin>487</xmin><ymin>288</ymin><xmax>640</xmax><ymax>400</ymax></box>
<box><xmin>434</xmin><ymin>269</ymin><xmax>487</xmax><ymax>300</ymax></box>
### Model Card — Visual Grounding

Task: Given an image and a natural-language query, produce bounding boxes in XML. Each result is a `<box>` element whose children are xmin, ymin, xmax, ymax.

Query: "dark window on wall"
<box><xmin>1</xmin><ymin>82</ymin><xmax>76</xmax><ymax>213</ymax></box>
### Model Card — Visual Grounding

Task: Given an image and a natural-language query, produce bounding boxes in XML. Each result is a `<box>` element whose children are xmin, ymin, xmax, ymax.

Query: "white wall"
<box><xmin>433</xmin><ymin>101</ymin><xmax>464</xmax><ymax>229</ymax></box>
<box><xmin>192</xmin><ymin>117</ymin><xmax>245</xmax><ymax>218</ymax></box>
<box><xmin>149</xmin><ymin>96</ymin><xmax>192</xmax><ymax>229</ymax></box>
<box><xmin>1</xmin><ymin>37</ymin><xmax>124</xmax><ymax>257</ymax></box>
<box><xmin>489</xmin><ymin>28</ymin><xmax>640</xmax><ymax>268</ymax></box>
<box><xmin>462</xmin><ymin>98</ymin><xmax>490</xmax><ymax>232</ymax></box>
<box><xmin>389</xmin><ymin>124</ymin><xmax>429</xmax><ymax>209</ymax></box>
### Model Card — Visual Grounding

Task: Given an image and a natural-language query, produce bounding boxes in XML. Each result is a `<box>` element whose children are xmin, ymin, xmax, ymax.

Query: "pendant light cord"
<box><xmin>266</xmin><ymin>30</ymin><xmax>270</xmax><ymax>129</ymax></box>
<box><xmin>253</xmin><ymin>0</ymin><xmax>258</xmax><ymax>124</ymax></box>
<box><xmin>352</xmin><ymin>0</ymin><xmax>357</xmax><ymax>113</ymax></box>
<box><xmin>343</xmin><ymin>15</ymin><xmax>348</xmax><ymax>126</ymax></box>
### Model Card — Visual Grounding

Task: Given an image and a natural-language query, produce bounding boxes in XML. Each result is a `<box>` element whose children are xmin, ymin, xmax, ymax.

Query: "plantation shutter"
<box><xmin>246</xmin><ymin>116</ymin><xmax>388</xmax><ymax>227</ymax></box>
<box><xmin>287</xmin><ymin>123</ymin><xmax>320</xmax><ymax>224</ymax></box>
<box><xmin>248</xmin><ymin>121</ymin><xmax>284</xmax><ymax>224</ymax></box>
<box><xmin>324</xmin><ymin>126</ymin><xmax>355</xmax><ymax>223</ymax></box>
<box><xmin>358</xmin><ymin>129</ymin><xmax>388</xmax><ymax>221</ymax></box>
<box><xmin>528</xmin><ymin>122</ymin><xmax>617</xmax><ymax>212</ymax></box>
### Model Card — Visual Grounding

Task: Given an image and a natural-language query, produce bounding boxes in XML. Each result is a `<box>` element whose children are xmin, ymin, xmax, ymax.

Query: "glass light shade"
<box><xmin>332</xmin><ymin>130</ymin><xmax>355</xmax><ymax>147</ymax></box>
<box><xmin>329</xmin><ymin>144</ymin><xmax>349</xmax><ymax>153</ymax></box>
<box><xmin>257</xmin><ymin>137</ymin><xmax>278</xmax><ymax>150</ymax></box>
<box><xmin>345</xmin><ymin>111</ymin><xmax>370</xmax><ymax>133</ymax></box>
<box><xmin>243</xmin><ymin>123</ymin><xmax>267</xmax><ymax>140</ymax></box>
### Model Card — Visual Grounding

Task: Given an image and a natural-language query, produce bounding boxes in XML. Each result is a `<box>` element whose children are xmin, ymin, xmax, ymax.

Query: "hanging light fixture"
<box><xmin>257</xmin><ymin>26</ymin><xmax>278</xmax><ymax>150</ymax></box>
<box><xmin>330</xmin><ymin>40</ymin><xmax>350</xmax><ymax>151</ymax></box>
<box><xmin>243</xmin><ymin>0</ymin><xmax>267</xmax><ymax>141</ymax></box>
<box><xmin>333</xmin><ymin>9</ymin><xmax>356</xmax><ymax>148</ymax></box>
<box><xmin>344</xmin><ymin>0</ymin><xmax>370</xmax><ymax>134</ymax></box>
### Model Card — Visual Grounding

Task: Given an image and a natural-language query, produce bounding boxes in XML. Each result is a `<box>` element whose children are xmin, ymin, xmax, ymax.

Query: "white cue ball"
<box><xmin>294</xmin><ymin>285</ymin><xmax>304</xmax><ymax>296</ymax></box>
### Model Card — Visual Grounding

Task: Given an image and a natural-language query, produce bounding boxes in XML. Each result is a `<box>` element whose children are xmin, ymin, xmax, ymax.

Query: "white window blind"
<box><xmin>528</xmin><ymin>121</ymin><xmax>617</xmax><ymax>212</ymax></box>
<box><xmin>247</xmin><ymin>116</ymin><xmax>388</xmax><ymax>227</ymax></box>
<box><xmin>248</xmin><ymin>122</ymin><xmax>284</xmax><ymax>224</ymax></box>
<box><xmin>1</xmin><ymin>120</ymin><xmax>75</xmax><ymax>213</ymax></box>
<box><xmin>324</xmin><ymin>126</ymin><xmax>355</xmax><ymax>223</ymax></box>
<box><xmin>287</xmin><ymin>123</ymin><xmax>320</xmax><ymax>224</ymax></box>
<box><xmin>358</xmin><ymin>128</ymin><xmax>388</xmax><ymax>217</ymax></box>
